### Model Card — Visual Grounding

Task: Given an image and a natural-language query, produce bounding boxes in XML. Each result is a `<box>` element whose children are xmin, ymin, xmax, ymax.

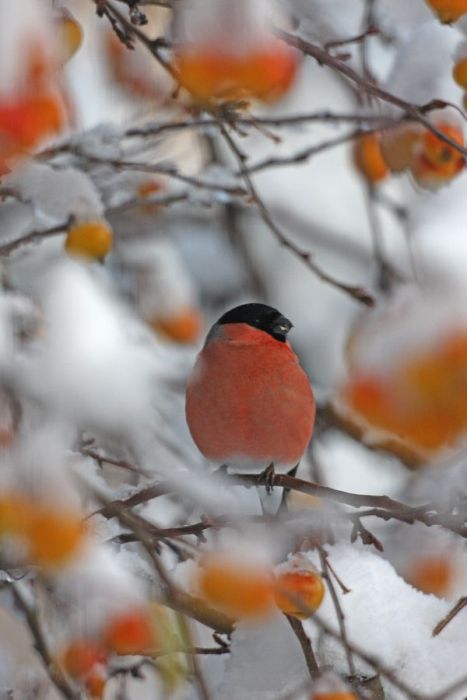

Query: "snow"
<box><xmin>305</xmin><ymin>544</ymin><xmax>467</xmax><ymax>699</ymax></box>
<box><xmin>384</xmin><ymin>20</ymin><xmax>462</xmax><ymax>106</ymax></box>
<box><xmin>19</xmin><ymin>260</ymin><xmax>159</xmax><ymax>440</ymax></box>
<box><xmin>288</xmin><ymin>0</ymin><xmax>365</xmax><ymax>47</ymax></box>
<box><xmin>8</xmin><ymin>163</ymin><xmax>104</xmax><ymax>221</ymax></box>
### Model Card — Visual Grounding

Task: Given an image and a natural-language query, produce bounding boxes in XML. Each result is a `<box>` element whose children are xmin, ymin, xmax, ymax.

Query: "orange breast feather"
<box><xmin>185</xmin><ymin>324</ymin><xmax>315</xmax><ymax>466</ymax></box>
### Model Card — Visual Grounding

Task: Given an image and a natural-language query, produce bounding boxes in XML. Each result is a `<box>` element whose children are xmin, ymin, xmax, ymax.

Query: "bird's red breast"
<box><xmin>185</xmin><ymin>323</ymin><xmax>315</xmax><ymax>469</ymax></box>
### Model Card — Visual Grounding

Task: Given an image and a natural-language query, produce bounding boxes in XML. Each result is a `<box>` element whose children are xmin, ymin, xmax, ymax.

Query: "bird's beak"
<box><xmin>273</xmin><ymin>316</ymin><xmax>293</xmax><ymax>337</ymax></box>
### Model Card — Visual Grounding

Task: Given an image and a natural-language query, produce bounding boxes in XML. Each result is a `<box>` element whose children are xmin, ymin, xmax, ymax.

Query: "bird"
<box><xmin>185</xmin><ymin>303</ymin><xmax>315</xmax><ymax>508</ymax></box>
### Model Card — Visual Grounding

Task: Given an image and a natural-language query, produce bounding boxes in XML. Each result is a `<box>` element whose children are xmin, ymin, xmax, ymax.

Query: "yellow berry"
<box><xmin>65</xmin><ymin>220</ymin><xmax>113</xmax><ymax>259</ymax></box>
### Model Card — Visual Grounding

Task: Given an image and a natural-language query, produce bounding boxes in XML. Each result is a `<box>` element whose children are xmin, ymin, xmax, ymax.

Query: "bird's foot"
<box><xmin>258</xmin><ymin>463</ymin><xmax>275</xmax><ymax>494</ymax></box>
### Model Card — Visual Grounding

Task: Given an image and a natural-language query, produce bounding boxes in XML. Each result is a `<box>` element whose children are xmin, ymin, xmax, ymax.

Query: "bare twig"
<box><xmin>276</xmin><ymin>29</ymin><xmax>467</xmax><ymax>159</ymax></box>
<box><xmin>325</xmin><ymin>26</ymin><xmax>379</xmax><ymax>52</ymax></box>
<box><xmin>318</xmin><ymin>546</ymin><xmax>356</xmax><ymax>676</ymax></box>
<box><xmin>285</xmin><ymin>615</ymin><xmax>320</xmax><ymax>679</ymax></box>
<box><xmin>217</xmin><ymin>121</ymin><xmax>374</xmax><ymax>307</ymax></box>
<box><xmin>0</xmin><ymin>220</ymin><xmax>70</xmax><ymax>257</ymax></box>
<box><xmin>10</xmin><ymin>582</ymin><xmax>79</xmax><ymax>700</ymax></box>
<box><xmin>432</xmin><ymin>596</ymin><xmax>467</xmax><ymax>637</ymax></box>
<box><xmin>312</xmin><ymin>613</ymin><xmax>428</xmax><ymax>700</ymax></box>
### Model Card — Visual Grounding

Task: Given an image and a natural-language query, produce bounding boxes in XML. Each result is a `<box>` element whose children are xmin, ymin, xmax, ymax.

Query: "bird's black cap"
<box><xmin>216</xmin><ymin>303</ymin><xmax>293</xmax><ymax>343</ymax></box>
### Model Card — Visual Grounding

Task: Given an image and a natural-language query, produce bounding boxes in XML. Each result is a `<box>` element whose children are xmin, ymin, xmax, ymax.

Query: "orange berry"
<box><xmin>136</xmin><ymin>178</ymin><xmax>166</xmax><ymax>214</ymax></box>
<box><xmin>85</xmin><ymin>670</ymin><xmax>107</xmax><ymax>699</ymax></box>
<box><xmin>0</xmin><ymin>92</ymin><xmax>65</xmax><ymax>169</ymax></box>
<box><xmin>61</xmin><ymin>640</ymin><xmax>107</xmax><ymax>679</ymax></box>
<box><xmin>406</xmin><ymin>556</ymin><xmax>455</xmax><ymax>597</ymax></box>
<box><xmin>27</xmin><ymin>507</ymin><xmax>86</xmax><ymax>567</ymax></box>
<box><xmin>152</xmin><ymin>307</ymin><xmax>203</xmax><ymax>344</ymax></box>
<box><xmin>103</xmin><ymin>609</ymin><xmax>156</xmax><ymax>655</ymax></box>
<box><xmin>177</xmin><ymin>51</ymin><xmax>241</xmax><ymax>102</ymax></box>
<box><xmin>344</xmin><ymin>375</ymin><xmax>393</xmax><ymax>424</ymax></box>
<box><xmin>453</xmin><ymin>56</ymin><xmax>467</xmax><ymax>87</ymax></box>
<box><xmin>353</xmin><ymin>133</ymin><xmax>389</xmax><ymax>183</ymax></box>
<box><xmin>274</xmin><ymin>570</ymin><xmax>325</xmax><ymax>619</ymax></box>
<box><xmin>65</xmin><ymin>220</ymin><xmax>113</xmax><ymax>259</ymax></box>
<box><xmin>426</xmin><ymin>0</ymin><xmax>467</xmax><ymax>22</ymax></box>
<box><xmin>418</xmin><ymin>123</ymin><xmax>464</xmax><ymax>173</ymax></box>
<box><xmin>400</xmin><ymin>354</ymin><xmax>451</xmax><ymax>400</ymax></box>
<box><xmin>0</xmin><ymin>493</ymin><xmax>34</xmax><ymax>535</ymax></box>
<box><xmin>380</xmin><ymin>126</ymin><xmax>421</xmax><ymax>173</ymax></box>
<box><xmin>137</xmin><ymin>179</ymin><xmax>164</xmax><ymax>199</ymax></box>
<box><xmin>56</xmin><ymin>11</ymin><xmax>83</xmax><ymax>63</ymax></box>
<box><xmin>411</xmin><ymin>125</ymin><xmax>465</xmax><ymax>187</ymax></box>
<box><xmin>441</xmin><ymin>331</ymin><xmax>467</xmax><ymax>365</ymax></box>
<box><xmin>177</xmin><ymin>42</ymin><xmax>298</xmax><ymax>103</ymax></box>
<box><xmin>240</xmin><ymin>43</ymin><xmax>299</xmax><ymax>102</ymax></box>
<box><xmin>198</xmin><ymin>557</ymin><xmax>275</xmax><ymax>619</ymax></box>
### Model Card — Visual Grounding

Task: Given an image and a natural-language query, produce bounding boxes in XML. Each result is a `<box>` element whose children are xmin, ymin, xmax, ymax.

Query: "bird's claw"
<box><xmin>259</xmin><ymin>463</ymin><xmax>275</xmax><ymax>494</ymax></box>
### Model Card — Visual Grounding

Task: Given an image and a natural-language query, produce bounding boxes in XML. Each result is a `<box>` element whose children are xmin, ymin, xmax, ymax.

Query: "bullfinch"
<box><xmin>185</xmin><ymin>303</ymin><xmax>315</xmax><ymax>495</ymax></box>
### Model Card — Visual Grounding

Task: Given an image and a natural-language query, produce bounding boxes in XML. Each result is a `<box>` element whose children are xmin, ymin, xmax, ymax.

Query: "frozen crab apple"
<box><xmin>453</xmin><ymin>55</ymin><xmax>467</xmax><ymax>88</ymax></box>
<box><xmin>56</xmin><ymin>9</ymin><xmax>83</xmax><ymax>64</ymax></box>
<box><xmin>0</xmin><ymin>493</ymin><xmax>86</xmax><ymax>568</ymax></box>
<box><xmin>405</xmin><ymin>556</ymin><xmax>455</xmax><ymax>597</ymax></box>
<box><xmin>0</xmin><ymin>9</ymin><xmax>67</xmax><ymax>172</ymax></box>
<box><xmin>337</xmin><ymin>311</ymin><xmax>467</xmax><ymax>460</ymax></box>
<box><xmin>151</xmin><ymin>307</ymin><xmax>203</xmax><ymax>344</ymax></box>
<box><xmin>61</xmin><ymin>639</ymin><xmax>107</xmax><ymax>680</ymax></box>
<box><xmin>61</xmin><ymin>640</ymin><xmax>107</xmax><ymax>699</ymax></box>
<box><xmin>353</xmin><ymin>133</ymin><xmax>389</xmax><ymax>184</ymax></box>
<box><xmin>27</xmin><ymin>506</ymin><xmax>87</xmax><ymax>568</ymax></box>
<box><xmin>0</xmin><ymin>492</ymin><xmax>34</xmax><ymax>535</ymax></box>
<box><xmin>380</xmin><ymin>122</ymin><xmax>464</xmax><ymax>189</ymax></box>
<box><xmin>274</xmin><ymin>560</ymin><xmax>325</xmax><ymax>619</ymax></box>
<box><xmin>176</xmin><ymin>40</ymin><xmax>298</xmax><ymax>104</ymax></box>
<box><xmin>135</xmin><ymin>177</ymin><xmax>166</xmax><ymax>215</ymax></box>
<box><xmin>0</xmin><ymin>92</ymin><xmax>65</xmax><ymax>172</ymax></box>
<box><xmin>103</xmin><ymin>608</ymin><xmax>157</xmax><ymax>655</ymax></box>
<box><xmin>65</xmin><ymin>219</ymin><xmax>113</xmax><ymax>260</ymax></box>
<box><xmin>426</xmin><ymin>0</ymin><xmax>467</xmax><ymax>23</ymax></box>
<box><xmin>197</xmin><ymin>555</ymin><xmax>275</xmax><ymax>619</ymax></box>
<box><xmin>380</xmin><ymin>126</ymin><xmax>421</xmax><ymax>173</ymax></box>
<box><xmin>410</xmin><ymin>123</ymin><xmax>464</xmax><ymax>188</ymax></box>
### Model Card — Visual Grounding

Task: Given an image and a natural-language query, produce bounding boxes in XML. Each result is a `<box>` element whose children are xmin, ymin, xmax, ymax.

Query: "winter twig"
<box><xmin>432</xmin><ymin>596</ymin><xmax>467</xmax><ymax>637</ymax></box>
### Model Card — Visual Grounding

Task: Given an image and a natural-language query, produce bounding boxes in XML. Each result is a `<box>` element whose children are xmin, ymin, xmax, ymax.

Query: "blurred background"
<box><xmin>1</xmin><ymin>0</ymin><xmax>467</xmax><ymax>698</ymax></box>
